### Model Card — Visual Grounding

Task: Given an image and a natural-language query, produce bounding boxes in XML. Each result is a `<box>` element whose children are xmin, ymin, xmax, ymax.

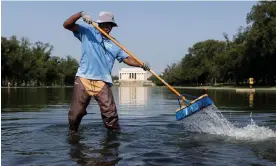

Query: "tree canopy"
<box><xmin>1</xmin><ymin>36</ymin><xmax>79</xmax><ymax>86</ymax></box>
<box><xmin>150</xmin><ymin>1</ymin><xmax>276</xmax><ymax>86</ymax></box>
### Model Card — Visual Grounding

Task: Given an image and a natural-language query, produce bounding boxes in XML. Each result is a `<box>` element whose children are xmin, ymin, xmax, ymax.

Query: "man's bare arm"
<box><xmin>63</xmin><ymin>12</ymin><xmax>82</xmax><ymax>32</ymax></box>
<box><xmin>123</xmin><ymin>56</ymin><xmax>141</xmax><ymax>67</ymax></box>
<box><xmin>123</xmin><ymin>56</ymin><xmax>150</xmax><ymax>71</ymax></box>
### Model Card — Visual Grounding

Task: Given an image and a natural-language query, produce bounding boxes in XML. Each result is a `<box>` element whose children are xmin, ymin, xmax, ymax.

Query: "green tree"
<box><xmin>151</xmin><ymin>1</ymin><xmax>276</xmax><ymax>87</ymax></box>
<box><xmin>244</xmin><ymin>1</ymin><xmax>276</xmax><ymax>85</ymax></box>
<box><xmin>1</xmin><ymin>35</ymin><xmax>79</xmax><ymax>87</ymax></box>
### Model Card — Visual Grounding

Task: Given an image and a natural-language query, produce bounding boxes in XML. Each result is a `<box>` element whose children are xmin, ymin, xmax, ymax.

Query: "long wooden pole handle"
<box><xmin>91</xmin><ymin>22</ymin><xmax>185</xmax><ymax>100</ymax></box>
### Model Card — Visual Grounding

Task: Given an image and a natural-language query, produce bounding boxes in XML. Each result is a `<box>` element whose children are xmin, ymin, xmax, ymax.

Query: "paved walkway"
<box><xmin>170</xmin><ymin>86</ymin><xmax>276</xmax><ymax>91</ymax></box>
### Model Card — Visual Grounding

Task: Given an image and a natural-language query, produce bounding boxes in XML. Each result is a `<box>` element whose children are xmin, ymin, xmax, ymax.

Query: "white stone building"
<box><xmin>119</xmin><ymin>68</ymin><xmax>149</xmax><ymax>81</ymax></box>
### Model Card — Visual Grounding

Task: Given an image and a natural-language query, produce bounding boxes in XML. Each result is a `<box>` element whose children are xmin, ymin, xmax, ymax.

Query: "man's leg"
<box><xmin>68</xmin><ymin>77</ymin><xmax>91</xmax><ymax>133</ymax></box>
<box><xmin>94</xmin><ymin>84</ymin><xmax>120</xmax><ymax>131</ymax></box>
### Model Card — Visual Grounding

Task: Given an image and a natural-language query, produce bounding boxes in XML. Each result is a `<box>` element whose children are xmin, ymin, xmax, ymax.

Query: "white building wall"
<box><xmin>119</xmin><ymin>68</ymin><xmax>149</xmax><ymax>81</ymax></box>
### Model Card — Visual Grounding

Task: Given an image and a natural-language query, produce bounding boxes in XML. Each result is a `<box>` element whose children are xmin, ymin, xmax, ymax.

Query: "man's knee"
<box><xmin>68</xmin><ymin>108</ymin><xmax>87</xmax><ymax>121</ymax></box>
<box><xmin>100</xmin><ymin>99</ymin><xmax>117</xmax><ymax>116</ymax></box>
<box><xmin>101</xmin><ymin>105</ymin><xmax>120</xmax><ymax>130</ymax></box>
<box><xmin>94</xmin><ymin>83</ymin><xmax>120</xmax><ymax>131</ymax></box>
<box><xmin>68</xmin><ymin>107</ymin><xmax>87</xmax><ymax>131</ymax></box>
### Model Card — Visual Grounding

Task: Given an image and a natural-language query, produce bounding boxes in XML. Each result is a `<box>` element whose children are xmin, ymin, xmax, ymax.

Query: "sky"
<box><xmin>1</xmin><ymin>1</ymin><xmax>257</xmax><ymax>76</ymax></box>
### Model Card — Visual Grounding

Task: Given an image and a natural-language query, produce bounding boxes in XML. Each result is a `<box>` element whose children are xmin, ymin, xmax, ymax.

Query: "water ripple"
<box><xmin>2</xmin><ymin>87</ymin><xmax>276</xmax><ymax>166</ymax></box>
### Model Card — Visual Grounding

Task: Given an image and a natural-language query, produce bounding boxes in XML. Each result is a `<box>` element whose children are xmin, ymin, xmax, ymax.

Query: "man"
<box><xmin>249</xmin><ymin>77</ymin><xmax>254</xmax><ymax>89</ymax></box>
<box><xmin>63</xmin><ymin>11</ymin><xmax>150</xmax><ymax>133</ymax></box>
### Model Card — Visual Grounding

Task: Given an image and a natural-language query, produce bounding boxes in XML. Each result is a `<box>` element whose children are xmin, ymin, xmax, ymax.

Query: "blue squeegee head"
<box><xmin>175</xmin><ymin>95</ymin><xmax>214</xmax><ymax>121</ymax></box>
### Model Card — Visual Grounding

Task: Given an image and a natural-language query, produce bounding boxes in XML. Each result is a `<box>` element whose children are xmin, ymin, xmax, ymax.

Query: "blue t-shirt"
<box><xmin>73</xmin><ymin>21</ymin><xmax>129</xmax><ymax>86</ymax></box>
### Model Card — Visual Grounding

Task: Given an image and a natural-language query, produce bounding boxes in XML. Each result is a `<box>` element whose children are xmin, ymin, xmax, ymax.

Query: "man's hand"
<box><xmin>141</xmin><ymin>62</ymin><xmax>150</xmax><ymax>71</ymax></box>
<box><xmin>81</xmin><ymin>12</ymin><xmax>93</xmax><ymax>24</ymax></box>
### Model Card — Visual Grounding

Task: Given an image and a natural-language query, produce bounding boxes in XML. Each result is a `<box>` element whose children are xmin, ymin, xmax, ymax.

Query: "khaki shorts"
<box><xmin>68</xmin><ymin>76</ymin><xmax>120</xmax><ymax>132</ymax></box>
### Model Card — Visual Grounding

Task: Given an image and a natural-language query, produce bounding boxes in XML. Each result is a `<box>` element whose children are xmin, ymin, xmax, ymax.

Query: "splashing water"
<box><xmin>180</xmin><ymin>105</ymin><xmax>276</xmax><ymax>141</ymax></box>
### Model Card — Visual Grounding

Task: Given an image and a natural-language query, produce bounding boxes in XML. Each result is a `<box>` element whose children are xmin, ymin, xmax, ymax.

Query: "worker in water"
<box><xmin>63</xmin><ymin>11</ymin><xmax>150</xmax><ymax>133</ymax></box>
<box><xmin>249</xmin><ymin>77</ymin><xmax>254</xmax><ymax>89</ymax></box>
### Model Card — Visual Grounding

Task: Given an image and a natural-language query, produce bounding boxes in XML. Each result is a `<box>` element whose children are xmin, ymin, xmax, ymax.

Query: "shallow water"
<box><xmin>1</xmin><ymin>86</ymin><xmax>276</xmax><ymax>166</ymax></box>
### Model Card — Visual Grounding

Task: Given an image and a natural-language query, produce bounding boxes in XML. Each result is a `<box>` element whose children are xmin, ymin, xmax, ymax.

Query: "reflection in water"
<box><xmin>1</xmin><ymin>87</ymin><xmax>276</xmax><ymax>165</ymax></box>
<box><xmin>235</xmin><ymin>90</ymin><xmax>255</xmax><ymax>108</ymax></box>
<box><xmin>249</xmin><ymin>91</ymin><xmax>255</xmax><ymax>108</ymax></box>
<box><xmin>1</xmin><ymin>87</ymin><xmax>71</xmax><ymax>109</ymax></box>
<box><xmin>118</xmin><ymin>86</ymin><xmax>148</xmax><ymax>106</ymax></box>
<box><xmin>68</xmin><ymin>131</ymin><xmax>121</xmax><ymax>166</ymax></box>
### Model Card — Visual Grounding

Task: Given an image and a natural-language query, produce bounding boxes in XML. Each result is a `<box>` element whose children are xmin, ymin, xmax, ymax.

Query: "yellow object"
<box><xmin>249</xmin><ymin>91</ymin><xmax>254</xmax><ymax>108</ymax></box>
<box><xmin>249</xmin><ymin>77</ymin><xmax>254</xmax><ymax>85</ymax></box>
<box><xmin>249</xmin><ymin>77</ymin><xmax>254</xmax><ymax>89</ymax></box>
<box><xmin>80</xmin><ymin>77</ymin><xmax>105</xmax><ymax>96</ymax></box>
